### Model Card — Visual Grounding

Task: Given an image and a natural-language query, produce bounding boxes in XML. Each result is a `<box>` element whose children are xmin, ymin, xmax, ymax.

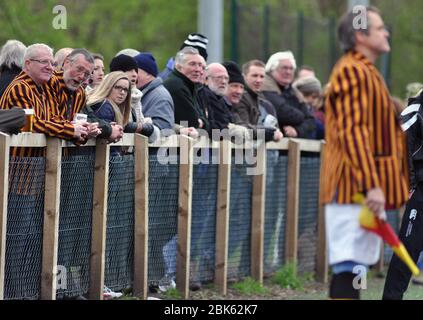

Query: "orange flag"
<box><xmin>353</xmin><ymin>194</ymin><xmax>419</xmax><ymax>276</ymax></box>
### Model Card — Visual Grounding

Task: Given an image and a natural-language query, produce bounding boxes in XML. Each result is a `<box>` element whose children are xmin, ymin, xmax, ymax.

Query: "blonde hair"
<box><xmin>87</xmin><ymin>71</ymin><xmax>132</xmax><ymax>126</ymax></box>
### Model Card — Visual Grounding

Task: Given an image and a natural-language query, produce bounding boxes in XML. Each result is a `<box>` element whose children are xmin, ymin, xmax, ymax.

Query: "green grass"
<box><xmin>271</xmin><ymin>263</ymin><xmax>305</xmax><ymax>290</ymax></box>
<box><xmin>162</xmin><ymin>287</ymin><xmax>183</xmax><ymax>300</ymax></box>
<box><xmin>231</xmin><ymin>277</ymin><xmax>268</xmax><ymax>296</ymax></box>
<box><xmin>285</xmin><ymin>274</ymin><xmax>423</xmax><ymax>300</ymax></box>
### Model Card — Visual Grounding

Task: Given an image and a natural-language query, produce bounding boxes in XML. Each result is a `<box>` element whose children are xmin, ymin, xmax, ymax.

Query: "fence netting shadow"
<box><xmin>190</xmin><ymin>149</ymin><xmax>219</xmax><ymax>285</ymax></box>
<box><xmin>147</xmin><ymin>148</ymin><xmax>179</xmax><ymax>290</ymax></box>
<box><xmin>5</xmin><ymin>156</ymin><xmax>45</xmax><ymax>300</ymax></box>
<box><xmin>297</xmin><ymin>152</ymin><xmax>320</xmax><ymax>274</ymax></box>
<box><xmin>264</xmin><ymin>150</ymin><xmax>288</xmax><ymax>276</ymax></box>
<box><xmin>227</xmin><ymin>155</ymin><xmax>253</xmax><ymax>282</ymax></box>
<box><xmin>56</xmin><ymin>148</ymin><xmax>95</xmax><ymax>299</ymax></box>
<box><xmin>104</xmin><ymin>154</ymin><xmax>135</xmax><ymax>292</ymax></box>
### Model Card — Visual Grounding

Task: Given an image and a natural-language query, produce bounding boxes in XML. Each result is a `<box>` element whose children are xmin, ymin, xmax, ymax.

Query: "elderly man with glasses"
<box><xmin>261</xmin><ymin>51</ymin><xmax>315</xmax><ymax>139</ymax></box>
<box><xmin>47</xmin><ymin>48</ymin><xmax>103</xmax><ymax>143</ymax></box>
<box><xmin>0</xmin><ymin>44</ymin><xmax>94</xmax><ymax>156</ymax></box>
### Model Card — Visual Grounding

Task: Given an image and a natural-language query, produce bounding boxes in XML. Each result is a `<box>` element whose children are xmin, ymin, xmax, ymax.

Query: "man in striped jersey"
<box><xmin>320</xmin><ymin>7</ymin><xmax>409</xmax><ymax>299</ymax></box>
<box><xmin>0</xmin><ymin>44</ymin><xmax>91</xmax><ymax>156</ymax></box>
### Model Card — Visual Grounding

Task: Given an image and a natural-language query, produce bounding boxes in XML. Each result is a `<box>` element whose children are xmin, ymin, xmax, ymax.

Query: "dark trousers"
<box><xmin>382</xmin><ymin>185</ymin><xmax>423</xmax><ymax>300</ymax></box>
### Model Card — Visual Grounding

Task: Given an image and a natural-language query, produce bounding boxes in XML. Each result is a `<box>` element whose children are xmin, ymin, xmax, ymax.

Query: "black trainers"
<box><xmin>189</xmin><ymin>281</ymin><xmax>202</xmax><ymax>291</ymax></box>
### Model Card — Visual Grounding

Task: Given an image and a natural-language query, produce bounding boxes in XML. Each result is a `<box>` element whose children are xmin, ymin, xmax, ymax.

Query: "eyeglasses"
<box><xmin>277</xmin><ymin>65</ymin><xmax>294</xmax><ymax>72</ymax></box>
<box><xmin>113</xmin><ymin>85</ymin><xmax>130</xmax><ymax>93</ymax></box>
<box><xmin>30</xmin><ymin>59</ymin><xmax>55</xmax><ymax>67</ymax></box>
<box><xmin>74</xmin><ymin>65</ymin><xmax>92</xmax><ymax>80</ymax></box>
<box><xmin>209</xmin><ymin>75</ymin><xmax>229</xmax><ymax>82</ymax></box>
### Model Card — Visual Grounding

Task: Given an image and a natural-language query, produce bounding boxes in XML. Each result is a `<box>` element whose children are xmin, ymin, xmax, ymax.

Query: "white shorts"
<box><xmin>325</xmin><ymin>203</ymin><xmax>381</xmax><ymax>266</ymax></box>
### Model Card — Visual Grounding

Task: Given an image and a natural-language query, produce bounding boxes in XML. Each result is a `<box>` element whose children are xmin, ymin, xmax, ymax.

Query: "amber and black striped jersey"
<box><xmin>47</xmin><ymin>70</ymin><xmax>87</xmax><ymax>121</ymax></box>
<box><xmin>0</xmin><ymin>71</ymin><xmax>76</xmax><ymax>156</ymax></box>
<box><xmin>320</xmin><ymin>50</ymin><xmax>408</xmax><ymax>210</ymax></box>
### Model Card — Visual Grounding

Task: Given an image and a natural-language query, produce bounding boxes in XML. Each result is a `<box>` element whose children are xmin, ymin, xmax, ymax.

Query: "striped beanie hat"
<box><xmin>180</xmin><ymin>33</ymin><xmax>208</xmax><ymax>61</ymax></box>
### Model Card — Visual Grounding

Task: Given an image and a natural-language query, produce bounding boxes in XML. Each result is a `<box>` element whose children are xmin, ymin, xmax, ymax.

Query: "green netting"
<box><xmin>227</xmin><ymin>157</ymin><xmax>253</xmax><ymax>281</ymax></box>
<box><xmin>264</xmin><ymin>150</ymin><xmax>288</xmax><ymax>275</ymax></box>
<box><xmin>147</xmin><ymin>148</ymin><xmax>179</xmax><ymax>286</ymax></box>
<box><xmin>5</xmin><ymin>156</ymin><xmax>45</xmax><ymax>300</ymax></box>
<box><xmin>236</xmin><ymin>4</ymin><xmax>339</xmax><ymax>83</ymax></box>
<box><xmin>297</xmin><ymin>153</ymin><xmax>320</xmax><ymax>274</ymax></box>
<box><xmin>56</xmin><ymin>148</ymin><xmax>95</xmax><ymax>299</ymax></box>
<box><xmin>104</xmin><ymin>154</ymin><xmax>135</xmax><ymax>292</ymax></box>
<box><xmin>190</xmin><ymin>161</ymin><xmax>218</xmax><ymax>284</ymax></box>
<box><xmin>237</xmin><ymin>5</ymin><xmax>265</xmax><ymax>62</ymax></box>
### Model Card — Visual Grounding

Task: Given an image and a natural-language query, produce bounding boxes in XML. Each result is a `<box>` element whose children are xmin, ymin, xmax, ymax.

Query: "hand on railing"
<box><xmin>273</xmin><ymin>129</ymin><xmax>284</xmax><ymax>142</ymax></box>
<box><xmin>108</xmin><ymin>122</ymin><xmax>124</xmax><ymax>143</ymax></box>
<box><xmin>283</xmin><ymin>125</ymin><xmax>298</xmax><ymax>138</ymax></box>
<box><xmin>73</xmin><ymin>122</ymin><xmax>89</xmax><ymax>140</ymax></box>
<box><xmin>180</xmin><ymin>126</ymin><xmax>199</xmax><ymax>139</ymax></box>
<box><xmin>86</xmin><ymin>122</ymin><xmax>102</xmax><ymax>139</ymax></box>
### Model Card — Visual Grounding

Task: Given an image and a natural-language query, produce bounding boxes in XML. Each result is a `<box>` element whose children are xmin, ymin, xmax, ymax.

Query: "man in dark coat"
<box><xmin>262</xmin><ymin>51</ymin><xmax>315</xmax><ymax>139</ymax></box>
<box><xmin>163</xmin><ymin>46</ymin><xmax>209</xmax><ymax>132</ymax></box>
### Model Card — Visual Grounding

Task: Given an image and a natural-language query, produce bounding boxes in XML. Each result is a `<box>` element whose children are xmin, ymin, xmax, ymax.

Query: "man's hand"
<box><xmin>73</xmin><ymin>122</ymin><xmax>88</xmax><ymax>139</ymax></box>
<box><xmin>86</xmin><ymin>122</ymin><xmax>102</xmax><ymax>139</ymax></box>
<box><xmin>108</xmin><ymin>122</ymin><xmax>124</xmax><ymax>143</ymax></box>
<box><xmin>283</xmin><ymin>125</ymin><xmax>298</xmax><ymax>138</ymax></box>
<box><xmin>180</xmin><ymin>127</ymin><xmax>199</xmax><ymax>139</ymax></box>
<box><xmin>136</xmin><ymin>122</ymin><xmax>143</xmax><ymax>134</ymax></box>
<box><xmin>366</xmin><ymin>187</ymin><xmax>385</xmax><ymax>217</ymax></box>
<box><xmin>198</xmin><ymin>119</ymin><xmax>204</xmax><ymax>128</ymax></box>
<box><xmin>273</xmin><ymin>129</ymin><xmax>283</xmax><ymax>142</ymax></box>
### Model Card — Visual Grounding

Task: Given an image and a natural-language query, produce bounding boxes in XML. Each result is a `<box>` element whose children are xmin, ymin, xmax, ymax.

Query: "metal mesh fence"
<box><xmin>227</xmin><ymin>156</ymin><xmax>253</xmax><ymax>281</ymax></box>
<box><xmin>264</xmin><ymin>150</ymin><xmax>288</xmax><ymax>275</ymax></box>
<box><xmin>147</xmin><ymin>148</ymin><xmax>179</xmax><ymax>288</ymax></box>
<box><xmin>190</xmin><ymin>158</ymin><xmax>219</xmax><ymax>284</ymax></box>
<box><xmin>56</xmin><ymin>148</ymin><xmax>96</xmax><ymax>299</ymax></box>
<box><xmin>235</xmin><ymin>4</ymin><xmax>339</xmax><ymax>84</ymax></box>
<box><xmin>104</xmin><ymin>154</ymin><xmax>135</xmax><ymax>292</ymax></box>
<box><xmin>5</xmin><ymin>156</ymin><xmax>45</xmax><ymax>300</ymax></box>
<box><xmin>297</xmin><ymin>153</ymin><xmax>320</xmax><ymax>274</ymax></box>
<box><xmin>237</xmin><ymin>5</ymin><xmax>265</xmax><ymax>62</ymax></box>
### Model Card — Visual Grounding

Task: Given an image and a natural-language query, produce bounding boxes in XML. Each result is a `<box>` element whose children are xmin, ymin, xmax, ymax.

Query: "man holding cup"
<box><xmin>0</xmin><ymin>44</ymin><xmax>93</xmax><ymax>156</ymax></box>
<box><xmin>48</xmin><ymin>48</ymin><xmax>103</xmax><ymax>142</ymax></box>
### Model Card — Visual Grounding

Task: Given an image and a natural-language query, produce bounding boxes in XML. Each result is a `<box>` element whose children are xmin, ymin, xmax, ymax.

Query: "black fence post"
<box><xmin>297</xmin><ymin>11</ymin><xmax>304</xmax><ymax>69</ymax></box>
<box><xmin>328</xmin><ymin>16</ymin><xmax>337</xmax><ymax>77</ymax></box>
<box><xmin>262</xmin><ymin>4</ymin><xmax>270</xmax><ymax>62</ymax></box>
<box><xmin>230</xmin><ymin>0</ymin><xmax>239</xmax><ymax>63</ymax></box>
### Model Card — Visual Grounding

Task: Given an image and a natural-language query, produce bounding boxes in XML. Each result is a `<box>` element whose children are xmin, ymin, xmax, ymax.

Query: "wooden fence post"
<box><xmin>89</xmin><ymin>139</ymin><xmax>110</xmax><ymax>300</ymax></box>
<box><xmin>285</xmin><ymin>140</ymin><xmax>300</xmax><ymax>268</ymax></box>
<box><xmin>0</xmin><ymin>132</ymin><xmax>10</xmax><ymax>300</ymax></box>
<box><xmin>177</xmin><ymin>135</ymin><xmax>193</xmax><ymax>299</ymax></box>
<box><xmin>251</xmin><ymin>142</ymin><xmax>266</xmax><ymax>283</ymax></box>
<box><xmin>215</xmin><ymin>139</ymin><xmax>231</xmax><ymax>295</ymax></box>
<box><xmin>41</xmin><ymin>137</ymin><xmax>62</xmax><ymax>300</ymax></box>
<box><xmin>133</xmin><ymin>134</ymin><xmax>149</xmax><ymax>299</ymax></box>
<box><xmin>316</xmin><ymin>142</ymin><xmax>328</xmax><ymax>283</ymax></box>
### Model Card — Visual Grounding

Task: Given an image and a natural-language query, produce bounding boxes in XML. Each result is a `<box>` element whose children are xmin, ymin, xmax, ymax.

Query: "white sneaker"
<box><xmin>158</xmin><ymin>275</ymin><xmax>176</xmax><ymax>292</ymax></box>
<box><xmin>103</xmin><ymin>286</ymin><xmax>123</xmax><ymax>300</ymax></box>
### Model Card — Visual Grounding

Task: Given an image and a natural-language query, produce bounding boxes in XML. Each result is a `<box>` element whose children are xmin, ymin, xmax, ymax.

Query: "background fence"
<box><xmin>229</xmin><ymin>0</ymin><xmax>391</xmax><ymax>86</ymax></box>
<box><xmin>0</xmin><ymin>132</ymin><xmax>398</xmax><ymax>300</ymax></box>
